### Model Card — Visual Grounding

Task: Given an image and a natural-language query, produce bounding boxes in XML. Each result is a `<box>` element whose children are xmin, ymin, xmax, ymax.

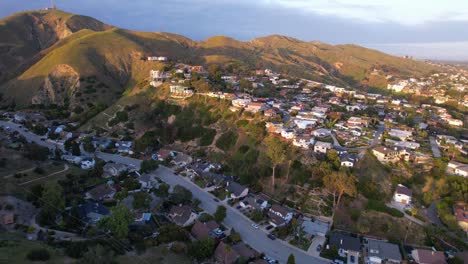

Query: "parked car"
<box><xmin>251</xmin><ymin>223</ymin><xmax>259</xmax><ymax>229</ymax></box>
<box><xmin>316</xmin><ymin>244</ymin><xmax>322</xmax><ymax>252</ymax></box>
<box><xmin>265</xmin><ymin>225</ymin><xmax>274</xmax><ymax>230</ymax></box>
<box><xmin>350</xmin><ymin>256</ymin><xmax>355</xmax><ymax>263</ymax></box>
<box><xmin>213</xmin><ymin>198</ymin><xmax>220</xmax><ymax>202</ymax></box>
<box><xmin>236</xmin><ymin>205</ymin><xmax>242</xmax><ymax>209</ymax></box>
<box><xmin>267</xmin><ymin>234</ymin><xmax>276</xmax><ymax>240</ymax></box>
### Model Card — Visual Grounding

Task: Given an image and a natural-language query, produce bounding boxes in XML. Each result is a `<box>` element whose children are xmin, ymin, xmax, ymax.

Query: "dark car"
<box><xmin>213</xmin><ymin>198</ymin><xmax>220</xmax><ymax>202</ymax></box>
<box><xmin>236</xmin><ymin>205</ymin><xmax>242</xmax><ymax>209</ymax></box>
<box><xmin>316</xmin><ymin>245</ymin><xmax>322</xmax><ymax>252</ymax></box>
<box><xmin>267</xmin><ymin>234</ymin><xmax>276</xmax><ymax>240</ymax></box>
<box><xmin>265</xmin><ymin>225</ymin><xmax>274</xmax><ymax>230</ymax></box>
<box><xmin>350</xmin><ymin>256</ymin><xmax>355</xmax><ymax>263</ymax></box>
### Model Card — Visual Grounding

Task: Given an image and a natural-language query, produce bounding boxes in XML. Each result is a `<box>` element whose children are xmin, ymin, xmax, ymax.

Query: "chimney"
<box><xmin>340</xmin><ymin>239</ymin><xmax>343</xmax><ymax>245</ymax></box>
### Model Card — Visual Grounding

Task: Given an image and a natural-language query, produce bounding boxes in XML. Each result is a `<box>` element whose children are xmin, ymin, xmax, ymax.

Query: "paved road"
<box><xmin>96</xmin><ymin>151</ymin><xmax>142</xmax><ymax>170</ymax></box>
<box><xmin>429</xmin><ymin>136</ymin><xmax>442</xmax><ymax>158</ymax></box>
<box><xmin>0</xmin><ymin>120</ymin><xmax>64</xmax><ymax>151</ymax></box>
<box><xmin>152</xmin><ymin>167</ymin><xmax>330</xmax><ymax>264</ymax></box>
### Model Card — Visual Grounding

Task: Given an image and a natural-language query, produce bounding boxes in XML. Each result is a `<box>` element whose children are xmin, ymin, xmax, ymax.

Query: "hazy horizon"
<box><xmin>2</xmin><ymin>0</ymin><xmax>468</xmax><ymax>61</ymax></box>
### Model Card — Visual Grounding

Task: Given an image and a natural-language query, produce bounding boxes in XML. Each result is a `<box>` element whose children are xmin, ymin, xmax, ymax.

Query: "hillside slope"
<box><xmin>0</xmin><ymin>9</ymin><xmax>111</xmax><ymax>84</ymax></box>
<box><xmin>0</xmin><ymin>10</ymin><xmax>437</xmax><ymax>108</ymax></box>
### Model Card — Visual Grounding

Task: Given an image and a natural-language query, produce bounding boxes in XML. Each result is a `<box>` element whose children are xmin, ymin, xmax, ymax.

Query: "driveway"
<box><xmin>308</xmin><ymin>235</ymin><xmax>326</xmax><ymax>257</ymax></box>
<box><xmin>429</xmin><ymin>137</ymin><xmax>441</xmax><ymax>158</ymax></box>
<box><xmin>425</xmin><ymin>200</ymin><xmax>443</xmax><ymax>227</ymax></box>
<box><xmin>152</xmin><ymin>166</ymin><xmax>330</xmax><ymax>264</ymax></box>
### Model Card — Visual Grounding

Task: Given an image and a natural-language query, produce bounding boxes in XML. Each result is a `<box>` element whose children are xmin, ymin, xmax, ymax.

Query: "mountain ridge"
<box><xmin>0</xmin><ymin>9</ymin><xmax>437</xmax><ymax>109</ymax></box>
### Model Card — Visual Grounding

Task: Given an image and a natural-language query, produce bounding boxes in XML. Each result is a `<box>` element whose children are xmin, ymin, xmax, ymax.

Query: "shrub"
<box><xmin>65</xmin><ymin>242</ymin><xmax>88</xmax><ymax>258</ymax></box>
<box><xmin>350</xmin><ymin>208</ymin><xmax>361</xmax><ymax>221</ymax></box>
<box><xmin>199</xmin><ymin>128</ymin><xmax>216</xmax><ymax>146</ymax></box>
<box><xmin>26</xmin><ymin>249</ymin><xmax>51</xmax><ymax>261</ymax></box>
<box><xmin>33</xmin><ymin>167</ymin><xmax>45</xmax><ymax>175</ymax></box>
<box><xmin>140</xmin><ymin>159</ymin><xmax>160</xmax><ymax>173</ymax></box>
<box><xmin>366</xmin><ymin>199</ymin><xmax>403</xmax><ymax>218</ymax></box>
<box><xmin>236</xmin><ymin>119</ymin><xmax>249</xmax><ymax>127</ymax></box>
<box><xmin>215</xmin><ymin>131</ymin><xmax>238</xmax><ymax>151</ymax></box>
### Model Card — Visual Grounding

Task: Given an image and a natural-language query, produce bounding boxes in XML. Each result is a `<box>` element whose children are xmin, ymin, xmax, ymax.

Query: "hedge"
<box><xmin>366</xmin><ymin>199</ymin><xmax>404</xmax><ymax>218</ymax></box>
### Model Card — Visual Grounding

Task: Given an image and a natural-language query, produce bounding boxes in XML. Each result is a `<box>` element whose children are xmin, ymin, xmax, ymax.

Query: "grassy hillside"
<box><xmin>0</xmin><ymin>9</ymin><xmax>110</xmax><ymax>85</ymax></box>
<box><xmin>0</xmin><ymin>9</ymin><xmax>438</xmax><ymax>109</ymax></box>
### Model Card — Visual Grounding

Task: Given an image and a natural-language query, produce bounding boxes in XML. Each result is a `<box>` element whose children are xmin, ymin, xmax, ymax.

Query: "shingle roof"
<box><xmin>226</xmin><ymin>181</ymin><xmax>247</xmax><ymax>197</ymax></box>
<box><xmin>412</xmin><ymin>249</ymin><xmax>446</xmax><ymax>264</ymax></box>
<box><xmin>329</xmin><ymin>233</ymin><xmax>361</xmax><ymax>252</ymax></box>
<box><xmin>367</xmin><ymin>239</ymin><xmax>401</xmax><ymax>262</ymax></box>
<box><xmin>395</xmin><ymin>184</ymin><xmax>412</xmax><ymax>197</ymax></box>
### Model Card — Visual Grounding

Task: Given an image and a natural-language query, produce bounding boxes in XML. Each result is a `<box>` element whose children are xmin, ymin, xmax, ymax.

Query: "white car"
<box><xmin>251</xmin><ymin>223</ymin><xmax>259</xmax><ymax>229</ymax></box>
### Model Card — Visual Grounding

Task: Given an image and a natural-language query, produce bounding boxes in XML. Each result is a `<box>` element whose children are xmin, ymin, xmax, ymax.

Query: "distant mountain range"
<box><xmin>0</xmin><ymin>9</ymin><xmax>437</xmax><ymax>108</ymax></box>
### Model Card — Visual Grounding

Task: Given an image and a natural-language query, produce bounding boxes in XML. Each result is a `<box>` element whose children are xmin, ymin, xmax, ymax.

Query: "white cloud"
<box><xmin>258</xmin><ymin>0</ymin><xmax>468</xmax><ymax>24</ymax></box>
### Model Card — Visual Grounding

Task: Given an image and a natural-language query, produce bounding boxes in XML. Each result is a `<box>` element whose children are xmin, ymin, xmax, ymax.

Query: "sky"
<box><xmin>1</xmin><ymin>0</ymin><xmax>468</xmax><ymax>60</ymax></box>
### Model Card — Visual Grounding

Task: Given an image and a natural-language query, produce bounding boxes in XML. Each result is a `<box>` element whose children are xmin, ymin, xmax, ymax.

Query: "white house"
<box><xmin>393</xmin><ymin>184</ymin><xmax>412</xmax><ymax>204</ymax></box>
<box><xmin>293</xmin><ymin>119</ymin><xmax>317</xmax><ymax>129</ymax></box>
<box><xmin>81</xmin><ymin>158</ymin><xmax>96</xmax><ymax>170</ymax></box>
<box><xmin>115</xmin><ymin>141</ymin><xmax>134</xmax><ymax>155</ymax></box>
<box><xmin>280</xmin><ymin>129</ymin><xmax>295</xmax><ymax>140</ymax></box>
<box><xmin>389</xmin><ymin>129</ymin><xmax>413</xmax><ymax>141</ymax></box>
<box><xmin>447</xmin><ymin>161</ymin><xmax>468</xmax><ymax>178</ymax></box>
<box><xmin>314</xmin><ymin>141</ymin><xmax>332</xmax><ymax>154</ymax></box>
<box><xmin>311</xmin><ymin>128</ymin><xmax>331</xmax><ymax>138</ymax></box>
<box><xmin>293</xmin><ymin>135</ymin><xmax>315</xmax><ymax>149</ymax></box>
<box><xmin>268</xmin><ymin>204</ymin><xmax>293</xmax><ymax>227</ymax></box>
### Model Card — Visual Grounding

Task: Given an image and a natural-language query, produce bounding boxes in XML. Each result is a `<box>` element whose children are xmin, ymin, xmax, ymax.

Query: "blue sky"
<box><xmin>2</xmin><ymin>0</ymin><xmax>468</xmax><ymax>60</ymax></box>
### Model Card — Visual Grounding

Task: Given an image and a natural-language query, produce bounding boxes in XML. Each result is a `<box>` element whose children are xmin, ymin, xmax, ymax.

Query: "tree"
<box><xmin>251</xmin><ymin>209</ymin><xmax>264</xmax><ymax>222</ymax></box>
<box><xmin>170</xmin><ymin>185</ymin><xmax>193</xmax><ymax>205</ymax></box>
<box><xmin>82</xmin><ymin>137</ymin><xmax>95</xmax><ymax>152</ymax></box>
<box><xmin>39</xmin><ymin>183</ymin><xmax>64</xmax><ymax>225</ymax></box>
<box><xmin>133</xmin><ymin>192</ymin><xmax>151</xmax><ymax>209</ymax></box>
<box><xmin>287</xmin><ymin>254</ymin><xmax>295</xmax><ymax>264</ymax></box>
<box><xmin>214</xmin><ymin>205</ymin><xmax>227</xmax><ymax>222</ymax></box>
<box><xmin>98</xmin><ymin>204</ymin><xmax>133</xmax><ymax>239</ymax></box>
<box><xmin>323</xmin><ymin>171</ymin><xmax>357</xmax><ymax>211</ymax></box>
<box><xmin>325</xmin><ymin>149</ymin><xmax>340</xmax><ymax>170</ymax></box>
<box><xmin>264</xmin><ymin>135</ymin><xmax>287</xmax><ymax>188</ymax></box>
<box><xmin>71</xmin><ymin>141</ymin><xmax>81</xmax><ymax>156</ymax></box>
<box><xmin>140</xmin><ymin>159</ymin><xmax>160</xmax><ymax>173</ymax></box>
<box><xmin>189</xmin><ymin>238</ymin><xmax>215</xmax><ymax>260</ymax></box>
<box><xmin>154</xmin><ymin>183</ymin><xmax>169</xmax><ymax>197</ymax></box>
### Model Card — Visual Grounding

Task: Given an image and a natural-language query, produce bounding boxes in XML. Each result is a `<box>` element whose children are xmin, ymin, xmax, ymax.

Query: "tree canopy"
<box><xmin>98</xmin><ymin>204</ymin><xmax>133</xmax><ymax>239</ymax></box>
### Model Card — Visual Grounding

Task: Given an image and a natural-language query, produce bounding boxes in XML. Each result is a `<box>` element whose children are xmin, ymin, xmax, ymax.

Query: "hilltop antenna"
<box><xmin>50</xmin><ymin>0</ymin><xmax>57</xmax><ymax>9</ymax></box>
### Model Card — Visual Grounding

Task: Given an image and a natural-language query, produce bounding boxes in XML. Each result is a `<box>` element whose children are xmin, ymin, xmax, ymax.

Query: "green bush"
<box><xmin>200</xmin><ymin>128</ymin><xmax>216</xmax><ymax>146</ymax></box>
<box><xmin>26</xmin><ymin>249</ymin><xmax>51</xmax><ymax>261</ymax></box>
<box><xmin>236</xmin><ymin>119</ymin><xmax>249</xmax><ymax>127</ymax></box>
<box><xmin>366</xmin><ymin>199</ymin><xmax>403</xmax><ymax>218</ymax></box>
<box><xmin>215</xmin><ymin>131</ymin><xmax>238</xmax><ymax>151</ymax></box>
<box><xmin>140</xmin><ymin>159</ymin><xmax>160</xmax><ymax>173</ymax></box>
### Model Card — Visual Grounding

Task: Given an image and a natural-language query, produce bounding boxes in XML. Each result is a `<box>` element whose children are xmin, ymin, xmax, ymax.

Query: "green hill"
<box><xmin>0</xmin><ymin>9</ymin><xmax>111</xmax><ymax>85</ymax></box>
<box><xmin>0</xmin><ymin>9</ymin><xmax>437</xmax><ymax>109</ymax></box>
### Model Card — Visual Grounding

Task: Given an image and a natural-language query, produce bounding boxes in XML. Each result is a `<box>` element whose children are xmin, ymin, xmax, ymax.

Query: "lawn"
<box><xmin>0</xmin><ymin>148</ymin><xmax>37</xmax><ymax>178</ymax></box>
<box><xmin>117</xmin><ymin>245</ymin><xmax>191</xmax><ymax>264</ymax></box>
<box><xmin>0</xmin><ymin>232</ymin><xmax>70</xmax><ymax>264</ymax></box>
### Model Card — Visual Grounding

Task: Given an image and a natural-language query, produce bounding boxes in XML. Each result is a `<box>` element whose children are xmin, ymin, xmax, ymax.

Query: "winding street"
<box><xmin>152</xmin><ymin>167</ymin><xmax>330</xmax><ymax>264</ymax></box>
